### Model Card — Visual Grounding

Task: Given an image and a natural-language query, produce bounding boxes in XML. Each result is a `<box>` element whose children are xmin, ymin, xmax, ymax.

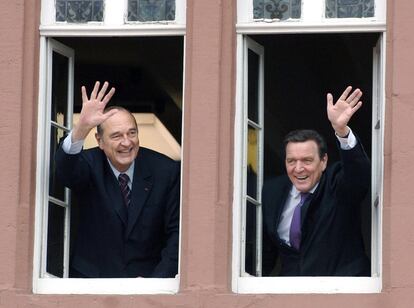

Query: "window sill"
<box><xmin>233</xmin><ymin>276</ymin><xmax>381</xmax><ymax>294</ymax></box>
<box><xmin>33</xmin><ymin>277</ymin><xmax>179</xmax><ymax>294</ymax></box>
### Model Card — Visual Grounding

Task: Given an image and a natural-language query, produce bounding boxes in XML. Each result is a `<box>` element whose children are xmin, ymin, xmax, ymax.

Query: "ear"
<box><xmin>321</xmin><ymin>153</ymin><xmax>328</xmax><ymax>171</ymax></box>
<box><xmin>95</xmin><ymin>133</ymin><xmax>104</xmax><ymax>150</ymax></box>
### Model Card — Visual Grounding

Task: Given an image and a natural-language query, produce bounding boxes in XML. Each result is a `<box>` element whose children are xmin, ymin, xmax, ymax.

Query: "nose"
<box><xmin>294</xmin><ymin>161</ymin><xmax>304</xmax><ymax>172</ymax></box>
<box><xmin>120</xmin><ymin>135</ymin><xmax>132</xmax><ymax>146</ymax></box>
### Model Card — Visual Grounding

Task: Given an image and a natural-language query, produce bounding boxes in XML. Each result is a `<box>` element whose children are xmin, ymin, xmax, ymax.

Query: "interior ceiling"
<box><xmin>57</xmin><ymin>36</ymin><xmax>184</xmax><ymax>143</ymax></box>
<box><xmin>57</xmin><ymin>36</ymin><xmax>184</xmax><ymax>110</ymax></box>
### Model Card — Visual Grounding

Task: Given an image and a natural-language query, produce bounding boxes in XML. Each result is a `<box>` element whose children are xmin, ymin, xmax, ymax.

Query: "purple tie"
<box><xmin>289</xmin><ymin>193</ymin><xmax>310</xmax><ymax>250</ymax></box>
<box><xmin>118</xmin><ymin>173</ymin><xmax>131</xmax><ymax>207</ymax></box>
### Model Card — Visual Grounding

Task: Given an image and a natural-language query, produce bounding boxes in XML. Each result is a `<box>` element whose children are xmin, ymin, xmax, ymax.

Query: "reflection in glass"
<box><xmin>51</xmin><ymin>52</ymin><xmax>68</xmax><ymax>125</ymax></box>
<box><xmin>247</xmin><ymin>126</ymin><xmax>258</xmax><ymax>199</ymax></box>
<box><xmin>49</xmin><ymin>127</ymin><xmax>66</xmax><ymax>201</ymax></box>
<box><xmin>46</xmin><ymin>202</ymin><xmax>65</xmax><ymax>277</ymax></box>
<box><xmin>326</xmin><ymin>0</ymin><xmax>374</xmax><ymax>18</ymax></box>
<box><xmin>245</xmin><ymin>200</ymin><xmax>257</xmax><ymax>275</ymax></box>
<box><xmin>56</xmin><ymin>0</ymin><xmax>104</xmax><ymax>23</ymax></box>
<box><xmin>248</xmin><ymin>50</ymin><xmax>259</xmax><ymax>123</ymax></box>
<box><xmin>253</xmin><ymin>0</ymin><xmax>301</xmax><ymax>20</ymax></box>
<box><xmin>128</xmin><ymin>0</ymin><xmax>175</xmax><ymax>22</ymax></box>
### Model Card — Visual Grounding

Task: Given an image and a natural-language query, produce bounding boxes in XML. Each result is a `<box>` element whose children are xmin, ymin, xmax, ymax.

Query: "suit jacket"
<box><xmin>262</xmin><ymin>140</ymin><xmax>370</xmax><ymax>276</ymax></box>
<box><xmin>55</xmin><ymin>145</ymin><xmax>180</xmax><ymax>278</ymax></box>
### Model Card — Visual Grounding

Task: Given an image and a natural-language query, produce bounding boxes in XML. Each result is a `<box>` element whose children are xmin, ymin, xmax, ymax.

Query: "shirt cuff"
<box><xmin>62</xmin><ymin>131</ymin><xmax>84</xmax><ymax>154</ymax></box>
<box><xmin>336</xmin><ymin>127</ymin><xmax>357</xmax><ymax>150</ymax></box>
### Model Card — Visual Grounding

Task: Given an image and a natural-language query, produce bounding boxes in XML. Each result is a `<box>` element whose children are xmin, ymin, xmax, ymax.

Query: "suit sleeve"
<box><xmin>334</xmin><ymin>136</ymin><xmax>371</xmax><ymax>202</ymax></box>
<box><xmin>55</xmin><ymin>142</ymin><xmax>92</xmax><ymax>191</ymax></box>
<box><xmin>151</xmin><ymin>161</ymin><xmax>181</xmax><ymax>278</ymax></box>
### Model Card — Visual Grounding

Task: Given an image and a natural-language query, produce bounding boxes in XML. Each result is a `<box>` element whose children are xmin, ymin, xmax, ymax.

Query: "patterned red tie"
<box><xmin>118</xmin><ymin>173</ymin><xmax>131</xmax><ymax>207</ymax></box>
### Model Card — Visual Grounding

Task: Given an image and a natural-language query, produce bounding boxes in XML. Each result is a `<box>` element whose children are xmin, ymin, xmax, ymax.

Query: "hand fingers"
<box><xmin>102</xmin><ymin>108</ymin><xmax>118</xmax><ymax>121</ymax></box>
<box><xmin>101</xmin><ymin>87</ymin><xmax>115</xmax><ymax>106</ymax></box>
<box><xmin>97</xmin><ymin>81</ymin><xmax>109</xmax><ymax>102</ymax></box>
<box><xmin>81</xmin><ymin>86</ymin><xmax>88</xmax><ymax>103</ymax></box>
<box><xmin>326</xmin><ymin>93</ymin><xmax>333</xmax><ymax>108</ymax></box>
<box><xmin>349</xmin><ymin>101</ymin><xmax>363</xmax><ymax>116</ymax></box>
<box><xmin>90</xmin><ymin>81</ymin><xmax>100</xmax><ymax>100</ymax></box>
<box><xmin>339</xmin><ymin>86</ymin><xmax>353</xmax><ymax>101</ymax></box>
<box><xmin>346</xmin><ymin>88</ymin><xmax>362</xmax><ymax>105</ymax></box>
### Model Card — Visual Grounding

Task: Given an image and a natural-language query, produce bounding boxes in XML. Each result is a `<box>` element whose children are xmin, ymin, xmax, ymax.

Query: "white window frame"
<box><xmin>233</xmin><ymin>0</ymin><xmax>386</xmax><ymax>294</ymax></box>
<box><xmin>40</xmin><ymin>0</ymin><xmax>186</xmax><ymax>36</ymax></box>
<box><xmin>237</xmin><ymin>0</ymin><xmax>386</xmax><ymax>34</ymax></box>
<box><xmin>34</xmin><ymin>0</ymin><xmax>186</xmax><ymax>295</ymax></box>
<box><xmin>240</xmin><ymin>37</ymin><xmax>265</xmax><ymax>277</ymax></box>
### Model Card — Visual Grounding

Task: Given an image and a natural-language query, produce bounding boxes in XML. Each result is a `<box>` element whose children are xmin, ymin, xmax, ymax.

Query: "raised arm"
<box><xmin>327</xmin><ymin>86</ymin><xmax>363</xmax><ymax>137</ymax></box>
<box><xmin>72</xmin><ymin>81</ymin><xmax>117</xmax><ymax>142</ymax></box>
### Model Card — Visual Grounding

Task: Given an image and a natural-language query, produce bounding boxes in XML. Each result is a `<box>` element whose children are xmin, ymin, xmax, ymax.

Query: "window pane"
<box><xmin>46</xmin><ymin>202</ymin><xmax>65</xmax><ymax>277</ymax></box>
<box><xmin>247</xmin><ymin>126</ymin><xmax>259</xmax><ymax>199</ymax></box>
<box><xmin>51</xmin><ymin>52</ymin><xmax>69</xmax><ymax>126</ymax></box>
<box><xmin>253</xmin><ymin>0</ymin><xmax>301</xmax><ymax>20</ymax></box>
<box><xmin>128</xmin><ymin>0</ymin><xmax>175</xmax><ymax>22</ymax></box>
<box><xmin>49</xmin><ymin>127</ymin><xmax>66</xmax><ymax>201</ymax></box>
<box><xmin>56</xmin><ymin>0</ymin><xmax>104</xmax><ymax>23</ymax></box>
<box><xmin>248</xmin><ymin>49</ymin><xmax>259</xmax><ymax>123</ymax></box>
<box><xmin>326</xmin><ymin>0</ymin><xmax>374</xmax><ymax>18</ymax></box>
<box><xmin>245</xmin><ymin>201</ymin><xmax>257</xmax><ymax>275</ymax></box>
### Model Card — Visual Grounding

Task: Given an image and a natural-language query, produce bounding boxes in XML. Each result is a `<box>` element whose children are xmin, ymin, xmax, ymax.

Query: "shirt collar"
<box><xmin>290</xmin><ymin>182</ymin><xmax>319</xmax><ymax>198</ymax></box>
<box><xmin>107</xmin><ymin>159</ymin><xmax>135</xmax><ymax>183</ymax></box>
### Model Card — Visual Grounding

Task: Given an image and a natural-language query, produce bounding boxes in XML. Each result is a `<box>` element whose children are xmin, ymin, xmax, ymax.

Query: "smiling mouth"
<box><xmin>295</xmin><ymin>176</ymin><xmax>309</xmax><ymax>181</ymax></box>
<box><xmin>118</xmin><ymin>148</ymin><xmax>133</xmax><ymax>154</ymax></box>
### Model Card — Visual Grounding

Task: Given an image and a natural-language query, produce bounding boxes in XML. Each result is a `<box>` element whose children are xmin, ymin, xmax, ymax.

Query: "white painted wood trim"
<box><xmin>236</xmin><ymin>277</ymin><xmax>382</xmax><ymax>294</ymax></box>
<box><xmin>236</xmin><ymin>22</ymin><xmax>386</xmax><ymax>34</ymax></box>
<box><xmin>232</xmin><ymin>34</ymin><xmax>245</xmax><ymax>292</ymax></box>
<box><xmin>39</xmin><ymin>24</ymin><xmax>186</xmax><ymax>36</ymax></box>
<box><xmin>34</xmin><ymin>277</ymin><xmax>179</xmax><ymax>294</ymax></box>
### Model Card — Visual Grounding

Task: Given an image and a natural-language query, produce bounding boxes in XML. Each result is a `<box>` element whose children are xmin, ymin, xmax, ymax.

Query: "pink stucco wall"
<box><xmin>1</xmin><ymin>0</ymin><xmax>414</xmax><ymax>307</ymax></box>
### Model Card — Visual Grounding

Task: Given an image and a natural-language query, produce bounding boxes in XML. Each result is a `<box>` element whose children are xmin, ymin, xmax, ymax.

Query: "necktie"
<box><xmin>118</xmin><ymin>173</ymin><xmax>131</xmax><ymax>207</ymax></box>
<box><xmin>289</xmin><ymin>192</ymin><xmax>310</xmax><ymax>250</ymax></box>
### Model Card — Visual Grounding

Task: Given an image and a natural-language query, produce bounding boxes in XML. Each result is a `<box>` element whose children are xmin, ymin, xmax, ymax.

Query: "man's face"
<box><xmin>285</xmin><ymin>140</ymin><xmax>328</xmax><ymax>193</ymax></box>
<box><xmin>95</xmin><ymin>110</ymin><xmax>139</xmax><ymax>172</ymax></box>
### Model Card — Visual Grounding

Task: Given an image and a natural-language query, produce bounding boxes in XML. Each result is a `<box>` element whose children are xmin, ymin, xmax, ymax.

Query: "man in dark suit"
<box><xmin>55</xmin><ymin>81</ymin><xmax>180</xmax><ymax>278</ymax></box>
<box><xmin>262</xmin><ymin>86</ymin><xmax>370</xmax><ymax>276</ymax></box>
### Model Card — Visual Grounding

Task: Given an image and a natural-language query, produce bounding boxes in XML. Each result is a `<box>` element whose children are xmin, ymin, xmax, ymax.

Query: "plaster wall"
<box><xmin>1</xmin><ymin>0</ymin><xmax>414</xmax><ymax>307</ymax></box>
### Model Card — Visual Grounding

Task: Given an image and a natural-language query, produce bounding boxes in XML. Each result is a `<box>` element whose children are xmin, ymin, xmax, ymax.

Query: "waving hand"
<box><xmin>327</xmin><ymin>86</ymin><xmax>363</xmax><ymax>137</ymax></box>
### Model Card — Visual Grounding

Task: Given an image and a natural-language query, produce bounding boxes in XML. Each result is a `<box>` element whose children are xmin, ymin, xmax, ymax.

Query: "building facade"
<box><xmin>0</xmin><ymin>0</ymin><xmax>413</xmax><ymax>306</ymax></box>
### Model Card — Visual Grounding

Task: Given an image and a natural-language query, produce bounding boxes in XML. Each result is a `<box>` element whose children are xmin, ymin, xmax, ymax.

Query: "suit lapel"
<box><xmin>103</xmin><ymin>162</ymin><xmax>128</xmax><ymax>227</ymax></box>
<box><xmin>300</xmin><ymin>173</ymin><xmax>325</xmax><ymax>225</ymax></box>
<box><xmin>125</xmin><ymin>154</ymin><xmax>153</xmax><ymax>238</ymax></box>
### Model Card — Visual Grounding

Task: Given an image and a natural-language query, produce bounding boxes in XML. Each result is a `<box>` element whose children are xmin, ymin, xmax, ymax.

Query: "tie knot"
<box><xmin>118</xmin><ymin>173</ymin><xmax>129</xmax><ymax>186</ymax></box>
<box><xmin>300</xmin><ymin>192</ymin><xmax>310</xmax><ymax>204</ymax></box>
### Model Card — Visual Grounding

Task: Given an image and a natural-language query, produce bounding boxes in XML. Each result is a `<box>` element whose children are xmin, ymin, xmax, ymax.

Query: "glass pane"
<box><xmin>247</xmin><ymin>126</ymin><xmax>258</xmax><ymax>199</ymax></box>
<box><xmin>46</xmin><ymin>202</ymin><xmax>65</xmax><ymax>277</ymax></box>
<box><xmin>56</xmin><ymin>0</ymin><xmax>104</xmax><ymax>23</ymax></box>
<box><xmin>51</xmin><ymin>52</ymin><xmax>69</xmax><ymax>126</ymax></box>
<box><xmin>248</xmin><ymin>49</ymin><xmax>259</xmax><ymax>123</ymax></box>
<box><xmin>49</xmin><ymin>127</ymin><xmax>66</xmax><ymax>201</ymax></box>
<box><xmin>253</xmin><ymin>0</ymin><xmax>301</xmax><ymax>20</ymax></box>
<box><xmin>128</xmin><ymin>0</ymin><xmax>175</xmax><ymax>22</ymax></box>
<box><xmin>326</xmin><ymin>0</ymin><xmax>374</xmax><ymax>18</ymax></box>
<box><xmin>245</xmin><ymin>201</ymin><xmax>257</xmax><ymax>276</ymax></box>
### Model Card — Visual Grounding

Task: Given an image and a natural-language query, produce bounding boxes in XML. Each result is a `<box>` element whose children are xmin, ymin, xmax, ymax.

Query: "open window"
<box><xmin>233</xmin><ymin>32</ymin><xmax>385</xmax><ymax>293</ymax></box>
<box><xmin>34</xmin><ymin>35</ymin><xmax>184</xmax><ymax>294</ymax></box>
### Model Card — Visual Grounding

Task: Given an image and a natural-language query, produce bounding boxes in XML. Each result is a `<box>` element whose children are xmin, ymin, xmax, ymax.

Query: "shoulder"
<box><xmin>263</xmin><ymin>175</ymin><xmax>290</xmax><ymax>190</ymax></box>
<box><xmin>262</xmin><ymin>175</ymin><xmax>290</xmax><ymax>202</ymax></box>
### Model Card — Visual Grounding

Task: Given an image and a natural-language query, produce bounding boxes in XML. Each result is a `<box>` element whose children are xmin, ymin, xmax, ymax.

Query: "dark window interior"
<box><xmin>245</xmin><ymin>33</ymin><xmax>380</xmax><ymax>276</ymax></box>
